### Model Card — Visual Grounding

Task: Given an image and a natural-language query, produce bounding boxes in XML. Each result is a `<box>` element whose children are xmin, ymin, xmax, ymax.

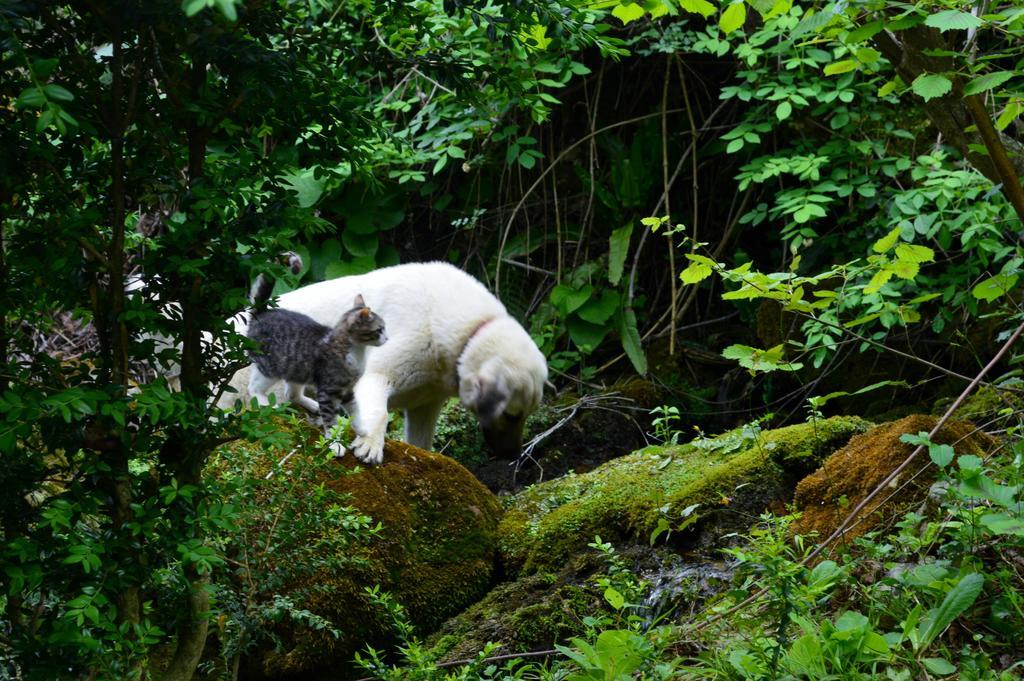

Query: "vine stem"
<box><xmin>690</xmin><ymin>314</ymin><xmax>1024</xmax><ymax>634</ymax></box>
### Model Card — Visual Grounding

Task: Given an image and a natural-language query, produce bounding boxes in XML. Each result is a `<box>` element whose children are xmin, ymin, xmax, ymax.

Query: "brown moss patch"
<box><xmin>792</xmin><ymin>415</ymin><xmax>994</xmax><ymax>542</ymax></box>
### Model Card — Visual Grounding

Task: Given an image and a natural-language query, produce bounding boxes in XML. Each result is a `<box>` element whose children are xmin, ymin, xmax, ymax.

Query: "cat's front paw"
<box><xmin>329</xmin><ymin>440</ymin><xmax>347</xmax><ymax>459</ymax></box>
<box><xmin>350</xmin><ymin>432</ymin><xmax>384</xmax><ymax>465</ymax></box>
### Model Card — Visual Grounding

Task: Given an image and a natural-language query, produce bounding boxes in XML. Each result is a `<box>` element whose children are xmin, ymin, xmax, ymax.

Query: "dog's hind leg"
<box><xmin>404</xmin><ymin>400</ymin><xmax>445</xmax><ymax>452</ymax></box>
<box><xmin>349</xmin><ymin>372</ymin><xmax>391</xmax><ymax>465</ymax></box>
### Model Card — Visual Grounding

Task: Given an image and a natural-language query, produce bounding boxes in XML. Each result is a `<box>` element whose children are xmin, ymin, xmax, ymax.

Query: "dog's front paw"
<box><xmin>329</xmin><ymin>440</ymin><xmax>347</xmax><ymax>459</ymax></box>
<box><xmin>350</xmin><ymin>433</ymin><xmax>384</xmax><ymax>465</ymax></box>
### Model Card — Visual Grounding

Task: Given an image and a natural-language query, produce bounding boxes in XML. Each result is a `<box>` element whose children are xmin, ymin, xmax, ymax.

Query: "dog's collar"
<box><xmin>455</xmin><ymin>317</ymin><xmax>497</xmax><ymax>381</ymax></box>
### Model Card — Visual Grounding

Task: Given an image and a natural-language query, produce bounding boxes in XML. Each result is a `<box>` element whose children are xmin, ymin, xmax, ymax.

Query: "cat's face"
<box><xmin>343</xmin><ymin>295</ymin><xmax>387</xmax><ymax>347</ymax></box>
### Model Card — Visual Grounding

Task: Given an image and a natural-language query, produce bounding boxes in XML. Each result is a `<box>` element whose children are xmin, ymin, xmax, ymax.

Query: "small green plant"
<box><xmin>649</xmin><ymin>405</ymin><xmax>683</xmax><ymax>445</ymax></box>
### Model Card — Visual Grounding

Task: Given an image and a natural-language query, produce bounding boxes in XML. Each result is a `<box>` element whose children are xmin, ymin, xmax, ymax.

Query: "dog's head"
<box><xmin>458</xmin><ymin>318</ymin><xmax>547</xmax><ymax>459</ymax></box>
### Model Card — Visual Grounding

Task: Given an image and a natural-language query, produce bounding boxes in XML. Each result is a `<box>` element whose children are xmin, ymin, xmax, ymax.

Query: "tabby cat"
<box><xmin>247</xmin><ymin>259</ymin><xmax>387</xmax><ymax>456</ymax></box>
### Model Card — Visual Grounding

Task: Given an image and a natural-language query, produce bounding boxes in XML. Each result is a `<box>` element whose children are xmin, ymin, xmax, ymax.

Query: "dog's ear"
<box><xmin>353</xmin><ymin>293</ymin><xmax>366</xmax><ymax>308</ymax></box>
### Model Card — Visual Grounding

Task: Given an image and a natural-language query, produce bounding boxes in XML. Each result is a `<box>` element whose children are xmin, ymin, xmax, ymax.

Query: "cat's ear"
<box><xmin>353</xmin><ymin>294</ymin><xmax>365</xmax><ymax>308</ymax></box>
<box><xmin>359</xmin><ymin>308</ymin><xmax>370</xmax><ymax>318</ymax></box>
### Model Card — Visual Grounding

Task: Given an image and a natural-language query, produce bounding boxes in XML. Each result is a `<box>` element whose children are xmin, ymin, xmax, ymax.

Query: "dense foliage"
<box><xmin>3</xmin><ymin>0</ymin><xmax>1024</xmax><ymax>677</ymax></box>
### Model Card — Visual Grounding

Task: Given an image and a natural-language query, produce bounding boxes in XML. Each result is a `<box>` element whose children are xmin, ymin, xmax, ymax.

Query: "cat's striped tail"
<box><xmin>250</xmin><ymin>251</ymin><xmax>303</xmax><ymax>310</ymax></box>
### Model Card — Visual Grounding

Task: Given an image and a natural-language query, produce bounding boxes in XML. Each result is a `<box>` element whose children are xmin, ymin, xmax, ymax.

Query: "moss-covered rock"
<box><xmin>932</xmin><ymin>384</ymin><xmax>1024</xmax><ymax>427</ymax></box>
<box><xmin>216</xmin><ymin>426</ymin><xmax>502</xmax><ymax>680</ymax></box>
<box><xmin>792</xmin><ymin>415</ymin><xmax>994</xmax><ymax>542</ymax></box>
<box><xmin>498</xmin><ymin>416</ymin><xmax>869</xmax><ymax>575</ymax></box>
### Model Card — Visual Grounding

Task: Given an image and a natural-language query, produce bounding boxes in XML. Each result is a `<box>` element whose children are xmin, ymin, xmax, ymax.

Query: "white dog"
<box><xmin>221</xmin><ymin>262</ymin><xmax>548</xmax><ymax>464</ymax></box>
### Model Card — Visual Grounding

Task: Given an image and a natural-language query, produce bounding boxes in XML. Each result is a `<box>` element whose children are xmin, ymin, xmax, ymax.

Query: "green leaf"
<box><xmin>963</xmin><ymin>71</ymin><xmax>1015</xmax><ymax>96</ymax></box>
<box><xmin>324</xmin><ymin>256</ymin><xmax>375</xmax><ymax>279</ymax></box>
<box><xmin>847</xmin><ymin>20</ymin><xmax>883</xmax><ymax>43</ymax></box>
<box><xmin>890</xmin><ymin>260</ymin><xmax>919</xmax><ymax>280</ymax></box>
<box><xmin>924</xmin><ymin>9</ymin><xmax>983</xmax><ymax>32</ymax></box>
<box><xmin>680</xmin><ymin>0</ymin><xmax>717</xmax><ymax>17</ymax></box>
<box><xmin>612</xmin><ymin>2</ymin><xmax>646</xmax><ymax>24</ymax></box>
<box><xmin>872</xmin><ymin>227</ymin><xmax>901</xmax><ymax>253</ymax></box>
<box><xmin>878</xmin><ymin>78</ymin><xmax>901</xmax><ymax>97</ymax></box>
<box><xmin>619</xmin><ymin>306</ymin><xmax>648</xmax><ymax>375</ymax></box>
<box><xmin>680</xmin><ymin>260</ymin><xmax>713</xmax><ymax>284</ymax></box>
<box><xmin>918</xmin><ymin>573</ymin><xmax>984</xmax><ymax>648</ymax></box>
<box><xmin>604</xmin><ymin>586</ymin><xmax>625</xmax><ymax>610</ymax></box>
<box><xmin>577</xmin><ymin>290</ymin><xmax>620</xmax><ymax>325</ymax></box>
<box><xmin>824</xmin><ymin>60</ymin><xmax>858</xmax><ymax>76</ymax></box>
<box><xmin>43</xmin><ymin>84</ymin><xmax>74</xmax><ymax>102</ymax></box>
<box><xmin>775</xmin><ymin>101</ymin><xmax>792</xmax><ymax>120</ymax></box>
<box><xmin>278</xmin><ymin>168</ymin><xmax>325</xmax><ymax>208</ymax></box>
<box><xmin>722</xmin><ymin>343</ymin><xmax>802</xmax><ymax>374</ymax></box>
<box><xmin>922</xmin><ymin>658</ymin><xmax>957</xmax><ymax>676</ymax></box>
<box><xmin>608</xmin><ymin>223</ymin><xmax>633</xmax><ymax>286</ymax></box>
<box><xmin>928</xmin><ymin>444</ymin><xmax>955</xmax><ymax>467</ymax></box>
<box><xmin>551</xmin><ymin>284</ymin><xmax>593</xmax><ymax>315</ymax></box>
<box><xmin>856</xmin><ymin>47</ymin><xmax>881</xmax><ymax>64</ymax></box>
<box><xmin>720</xmin><ymin>2</ymin><xmax>746</xmax><ymax>34</ymax></box>
<box><xmin>341</xmin><ymin>229</ymin><xmax>379</xmax><ymax>258</ymax></box>
<box><xmin>971</xmin><ymin>274</ymin><xmax>1018</xmax><ymax>302</ymax></box>
<box><xmin>894</xmin><ymin>243</ymin><xmax>934</xmax><ymax>263</ymax></box>
<box><xmin>864</xmin><ymin>269</ymin><xmax>893</xmax><ymax>295</ymax></box>
<box><xmin>911</xmin><ymin>74</ymin><xmax>953</xmax><ymax>102</ymax></box>
<box><xmin>567</xmin><ymin>316</ymin><xmax>611</xmax><ymax>353</ymax></box>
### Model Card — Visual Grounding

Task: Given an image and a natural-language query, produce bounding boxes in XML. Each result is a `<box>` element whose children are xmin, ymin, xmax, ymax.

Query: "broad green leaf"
<box><xmin>847</xmin><ymin>19</ymin><xmax>883</xmax><ymax>43</ymax></box>
<box><xmin>895</xmin><ymin>243</ymin><xmax>934</xmax><ymax>263</ymax></box>
<box><xmin>568</xmin><ymin>316</ymin><xmax>610</xmax><ymax>353</ymax></box>
<box><xmin>43</xmin><ymin>84</ymin><xmax>74</xmax><ymax>102</ymax></box>
<box><xmin>680</xmin><ymin>261</ymin><xmax>713</xmax><ymax>284</ymax></box>
<box><xmin>278</xmin><ymin>168</ymin><xmax>325</xmax><ymax>208</ymax></box>
<box><xmin>963</xmin><ymin>71</ymin><xmax>1014</xmax><ymax>96</ymax></box>
<box><xmin>608</xmin><ymin>223</ymin><xmax>633</xmax><ymax>285</ymax></box>
<box><xmin>928</xmin><ymin>443</ymin><xmax>955</xmax><ymax>467</ymax></box>
<box><xmin>922</xmin><ymin>658</ymin><xmax>957</xmax><ymax>676</ymax></box>
<box><xmin>856</xmin><ymin>47</ymin><xmax>880</xmax><ymax>64</ymax></box>
<box><xmin>996</xmin><ymin>98</ymin><xmax>1023</xmax><ymax>131</ymax></box>
<box><xmin>15</xmin><ymin>88</ymin><xmax>46</xmax><ymax>109</ymax></box>
<box><xmin>722</xmin><ymin>343</ymin><xmax>802</xmax><ymax>374</ymax></box>
<box><xmin>604</xmin><ymin>586</ymin><xmax>625</xmax><ymax>610</ymax></box>
<box><xmin>917</xmin><ymin>573</ymin><xmax>984</xmax><ymax>648</ymax></box>
<box><xmin>551</xmin><ymin>284</ymin><xmax>593</xmax><ymax>315</ymax></box>
<box><xmin>720</xmin><ymin>2</ymin><xmax>746</xmax><ymax>34</ymax></box>
<box><xmin>341</xmin><ymin>229</ymin><xmax>379</xmax><ymax>258</ymax></box>
<box><xmin>787</xmin><ymin>635</ymin><xmax>825</xmax><ymax>676</ymax></box>
<box><xmin>324</xmin><ymin>256</ymin><xmax>375</xmax><ymax>279</ymax></box>
<box><xmin>872</xmin><ymin>226</ymin><xmax>901</xmax><ymax>253</ymax></box>
<box><xmin>680</xmin><ymin>0</ymin><xmax>717</xmax><ymax>18</ymax></box>
<box><xmin>775</xmin><ymin>100</ymin><xmax>792</xmax><ymax>120</ymax></box>
<box><xmin>577</xmin><ymin>290</ymin><xmax>620</xmax><ymax>325</ymax></box>
<box><xmin>824</xmin><ymin>60</ymin><xmax>858</xmax><ymax>76</ymax></box>
<box><xmin>924</xmin><ymin>9</ymin><xmax>983</xmax><ymax>32</ymax></box>
<box><xmin>619</xmin><ymin>306</ymin><xmax>648</xmax><ymax>374</ymax></box>
<box><xmin>980</xmin><ymin>513</ymin><xmax>1024</xmax><ymax>535</ymax></box>
<box><xmin>972</xmin><ymin>274</ymin><xmax>1018</xmax><ymax>302</ymax></box>
<box><xmin>864</xmin><ymin>269</ymin><xmax>893</xmax><ymax>295</ymax></box>
<box><xmin>612</xmin><ymin>2</ymin><xmax>646</xmax><ymax>24</ymax></box>
<box><xmin>890</xmin><ymin>260</ymin><xmax>919</xmax><ymax>280</ymax></box>
<box><xmin>911</xmin><ymin>73</ymin><xmax>953</xmax><ymax>102</ymax></box>
<box><xmin>878</xmin><ymin>78</ymin><xmax>901</xmax><ymax>97</ymax></box>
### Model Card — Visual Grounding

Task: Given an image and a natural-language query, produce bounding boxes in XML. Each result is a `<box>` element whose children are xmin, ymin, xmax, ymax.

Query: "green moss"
<box><xmin>212</xmin><ymin>423</ymin><xmax>502</xmax><ymax>679</ymax></box>
<box><xmin>933</xmin><ymin>385</ymin><xmax>1024</xmax><ymax>426</ymax></box>
<box><xmin>498</xmin><ymin>416</ymin><xmax>869</xmax><ymax>575</ymax></box>
<box><xmin>425</xmin><ymin>560</ymin><xmax>608</xmax><ymax>663</ymax></box>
